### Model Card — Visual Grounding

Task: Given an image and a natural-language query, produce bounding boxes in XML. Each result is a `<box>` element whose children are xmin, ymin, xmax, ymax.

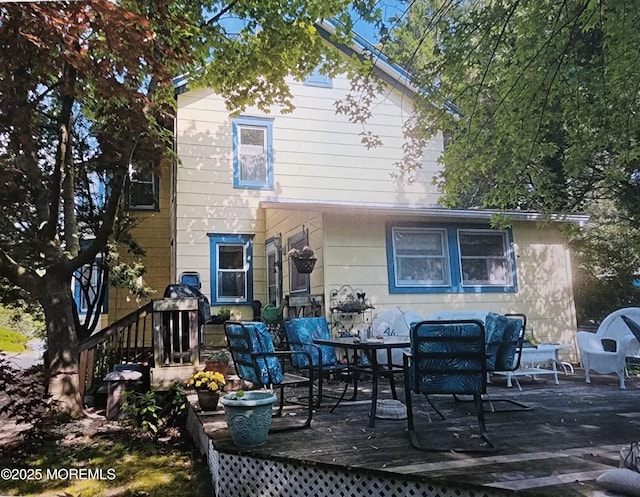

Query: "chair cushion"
<box><xmin>622</xmin><ymin>315</ymin><xmax>640</xmax><ymax>342</ymax></box>
<box><xmin>411</xmin><ymin>321</ymin><xmax>486</xmax><ymax>395</ymax></box>
<box><xmin>227</xmin><ymin>322</ymin><xmax>284</xmax><ymax>385</ymax></box>
<box><xmin>485</xmin><ymin>312</ymin><xmax>523</xmax><ymax>371</ymax></box>
<box><xmin>596</xmin><ymin>468</ymin><xmax>640</xmax><ymax>496</ymax></box>
<box><xmin>284</xmin><ymin>317</ymin><xmax>338</xmax><ymax>368</ymax></box>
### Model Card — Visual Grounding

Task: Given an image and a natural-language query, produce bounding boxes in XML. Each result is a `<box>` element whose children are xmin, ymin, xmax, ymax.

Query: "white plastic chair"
<box><xmin>577</xmin><ymin>307</ymin><xmax>640</xmax><ymax>389</ymax></box>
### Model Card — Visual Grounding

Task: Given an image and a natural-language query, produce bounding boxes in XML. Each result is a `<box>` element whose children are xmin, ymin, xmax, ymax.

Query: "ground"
<box><xmin>0</xmin><ymin>357</ymin><xmax>214</xmax><ymax>497</ymax></box>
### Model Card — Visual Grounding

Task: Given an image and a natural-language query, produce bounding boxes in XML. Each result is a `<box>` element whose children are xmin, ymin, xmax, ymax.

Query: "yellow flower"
<box><xmin>186</xmin><ymin>370</ymin><xmax>226</xmax><ymax>393</ymax></box>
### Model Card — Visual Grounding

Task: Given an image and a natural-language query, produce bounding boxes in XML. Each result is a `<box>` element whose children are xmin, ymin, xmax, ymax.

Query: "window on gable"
<box><xmin>125</xmin><ymin>165</ymin><xmax>159</xmax><ymax>210</ymax></box>
<box><xmin>303</xmin><ymin>66</ymin><xmax>332</xmax><ymax>88</ymax></box>
<box><xmin>387</xmin><ymin>223</ymin><xmax>516</xmax><ymax>294</ymax></box>
<box><xmin>209</xmin><ymin>234</ymin><xmax>254</xmax><ymax>304</ymax></box>
<box><xmin>233</xmin><ymin>117</ymin><xmax>273</xmax><ymax>189</ymax></box>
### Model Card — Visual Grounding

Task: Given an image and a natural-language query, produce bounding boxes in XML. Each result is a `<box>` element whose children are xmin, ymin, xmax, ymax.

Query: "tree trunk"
<box><xmin>41</xmin><ymin>278</ymin><xmax>83</xmax><ymax>417</ymax></box>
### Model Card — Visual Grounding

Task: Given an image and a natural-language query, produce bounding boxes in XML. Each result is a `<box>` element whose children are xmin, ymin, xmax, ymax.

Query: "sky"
<box><xmin>350</xmin><ymin>1</ymin><xmax>406</xmax><ymax>42</ymax></box>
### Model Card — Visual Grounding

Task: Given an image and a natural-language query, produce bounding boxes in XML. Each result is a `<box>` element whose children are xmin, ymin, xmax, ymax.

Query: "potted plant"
<box><xmin>220</xmin><ymin>389</ymin><xmax>277</xmax><ymax>447</ymax></box>
<box><xmin>204</xmin><ymin>348</ymin><xmax>232</xmax><ymax>376</ymax></box>
<box><xmin>186</xmin><ymin>370</ymin><xmax>226</xmax><ymax>411</ymax></box>
<box><xmin>210</xmin><ymin>307</ymin><xmax>231</xmax><ymax>325</ymax></box>
<box><xmin>287</xmin><ymin>245</ymin><xmax>317</xmax><ymax>274</ymax></box>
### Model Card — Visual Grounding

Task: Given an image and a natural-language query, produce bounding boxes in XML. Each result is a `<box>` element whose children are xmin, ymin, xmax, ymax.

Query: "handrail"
<box><xmin>79</xmin><ymin>302</ymin><xmax>153</xmax><ymax>352</ymax></box>
<box><xmin>77</xmin><ymin>297</ymin><xmax>201</xmax><ymax>397</ymax></box>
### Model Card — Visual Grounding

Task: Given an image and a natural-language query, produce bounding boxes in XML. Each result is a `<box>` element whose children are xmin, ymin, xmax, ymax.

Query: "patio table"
<box><xmin>313</xmin><ymin>336</ymin><xmax>410</xmax><ymax>427</ymax></box>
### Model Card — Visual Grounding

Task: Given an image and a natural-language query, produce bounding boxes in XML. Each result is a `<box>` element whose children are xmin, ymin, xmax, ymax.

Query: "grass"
<box><xmin>0</xmin><ymin>421</ymin><xmax>213</xmax><ymax>497</ymax></box>
<box><xmin>0</xmin><ymin>327</ymin><xmax>28</xmax><ymax>352</ymax></box>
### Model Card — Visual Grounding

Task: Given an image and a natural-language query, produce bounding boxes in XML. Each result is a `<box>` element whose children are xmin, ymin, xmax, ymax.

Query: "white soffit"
<box><xmin>260</xmin><ymin>198</ymin><xmax>589</xmax><ymax>226</ymax></box>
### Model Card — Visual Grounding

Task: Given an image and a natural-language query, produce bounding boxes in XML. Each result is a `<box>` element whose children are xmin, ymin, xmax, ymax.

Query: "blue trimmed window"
<box><xmin>232</xmin><ymin>116</ymin><xmax>273</xmax><ymax>190</ymax></box>
<box><xmin>303</xmin><ymin>66</ymin><xmax>332</xmax><ymax>88</ymax></box>
<box><xmin>73</xmin><ymin>257</ymin><xmax>108</xmax><ymax>314</ymax></box>
<box><xmin>386</xmin><ymin>223</ymin><xmax>517</xmax><ymax>294</ymax></box>
<box><xmin>208</xmin><ymin>234</ymin><xmax>254</xmax><ymax>304</ymax></box>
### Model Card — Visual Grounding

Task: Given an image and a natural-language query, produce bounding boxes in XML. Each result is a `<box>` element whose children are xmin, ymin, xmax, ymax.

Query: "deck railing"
<box><xmin>78</xmin><ymin>297</ymin><xmax>200</xmax><ymax>396</ymax></box>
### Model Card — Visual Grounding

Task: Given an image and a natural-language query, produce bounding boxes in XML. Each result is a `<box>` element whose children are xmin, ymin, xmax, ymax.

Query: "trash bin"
<box><xmin>105</xmin><ymin>367</ymin><xmax>144</xmax><ymax>420</ymax></box>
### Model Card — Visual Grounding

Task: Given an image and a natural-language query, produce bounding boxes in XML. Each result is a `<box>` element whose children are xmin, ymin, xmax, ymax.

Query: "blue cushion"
<box><xmin>226</xmin><ymin>322</ymin><xmax>284</xmax><ymax>385</ymax></box>
<box><xmin>284</xmin><ymin>317</ymin><xmax>338</xmax><ymax>368</ymax></box>
<box><xmin>411</xmin><ymin>321</ymin><xmax>485</xmax><ymax>395</ymax></box>
<box><xmin>485</xmin><ymin>312</ymin><xmax>523</xmax><ymax>371</ymax></box>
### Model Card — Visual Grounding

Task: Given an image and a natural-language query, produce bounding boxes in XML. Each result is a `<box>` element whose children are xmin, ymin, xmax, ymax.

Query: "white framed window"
<box><xmin>209</xmin><ymin>234</ymin><xmax>254</xmax><ymax>304</ymax></box>
<box><xmin>458</xmin><ymin>230</ymin><xmax>512</xmax><ymax>286</ymax></box>
<box><xmin>233</xmin><ymin>117</ymin><xmax>273</xmax><ymax>189</ymax></box>
<box><xmin>125</xmin><ymin>165</ymin><xmax>159</xmax><ymax>210</ymax></box>
<box><xmin>392</xmin><ymin>228</ymin><xmax>450</xmax><ymax>287</ymax></box>
<box><xmin>387</xmin><ymin>223</ymin><xmax>516</xmax><ymax>294</ymax></box>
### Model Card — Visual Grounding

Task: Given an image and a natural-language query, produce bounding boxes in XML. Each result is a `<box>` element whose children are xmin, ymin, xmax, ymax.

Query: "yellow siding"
<box><xmin>108</xmin><ymin>161</ymin><xmax>172</xmax><ymax>322</ymax></box>
<box><xmin>174</xmin><ymin>72</ymin><xmax>441</xmax><ymax>314</ymax></box>
<box><xmin>321</xmin><ymin>212</ymin><xmax>578</xmax><ymax>359</ymax></box>
<box><xmin>172</xmin><ymin>69</ymin><xmax>580</xmax><ymax>364</ymax></box>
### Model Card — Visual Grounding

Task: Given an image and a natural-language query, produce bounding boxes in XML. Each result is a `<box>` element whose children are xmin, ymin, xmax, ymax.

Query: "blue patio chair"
<box><xmin>476</xmin><ymin>312</ymin><xmax>531</xmax><ymax>411</ymax></box>
<box><xmin>224</xmin><ymin>321</ymin><xmax>313</xmax><ymax>431</ymax></box>
<box><xmin>283</xmin><ymin>317</ymin><xmax>355</xmax><ymax>407</ymax></box>
<box><xmin>403</xmin><ymin>319</ymin><xmax>496</xmax><ymax>452</ymax></box>
<box><xmin>429</xmin><ymin>310</ymin><xmax>530</xmax><ymax>411</ymax></box>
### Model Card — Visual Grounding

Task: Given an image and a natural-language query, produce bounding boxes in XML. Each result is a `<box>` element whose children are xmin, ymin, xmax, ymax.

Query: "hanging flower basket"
<box><xmin>292</xmin><ymin>257</ymin><xmax>317</xmax><ymax>274</ymax></box>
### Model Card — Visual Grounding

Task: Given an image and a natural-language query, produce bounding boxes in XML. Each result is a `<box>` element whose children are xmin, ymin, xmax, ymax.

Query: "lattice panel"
<box><xmin>214</xmin><ymin>452</ymin><xmax>505</xmax><ymax>497</ymax></box>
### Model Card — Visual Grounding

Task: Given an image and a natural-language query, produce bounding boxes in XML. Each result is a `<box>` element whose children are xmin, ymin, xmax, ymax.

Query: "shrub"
<box><xmin>121</xmin><ymin>383</ymin><xmax>189</xmax><ymax>436</ymax></box>
<box><xmin>0</xmin><ymin>353</ymin><xmax>49</xmax><ymax>428</ymax></box>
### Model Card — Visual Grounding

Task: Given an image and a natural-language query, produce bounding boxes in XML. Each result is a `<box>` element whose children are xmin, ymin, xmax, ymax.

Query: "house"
<box><xmin>109</xmin><ymin>22</ymin><xmax>587</xmax><ymax>357</ymax></box>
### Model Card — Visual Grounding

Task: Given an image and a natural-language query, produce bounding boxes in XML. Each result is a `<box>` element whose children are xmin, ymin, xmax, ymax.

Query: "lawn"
<box><xmin>0</xmin><ymin>415</ymin><xmax>213</xmax><ymax>497</ymax></box>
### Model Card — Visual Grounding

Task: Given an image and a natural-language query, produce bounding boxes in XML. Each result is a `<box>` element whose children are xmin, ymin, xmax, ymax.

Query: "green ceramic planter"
<box><xmin>220</xmin><ymin>391</ymin><xmax>277</xmax><ymax>447</ymax></box>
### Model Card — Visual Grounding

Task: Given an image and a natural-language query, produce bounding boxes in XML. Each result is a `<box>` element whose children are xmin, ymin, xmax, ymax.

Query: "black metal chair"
<box><xmin>282</xmin><ymin>317</ymin><xmax>355</xmax><ymax>407</ymax></box>
<box><xmin>224</xmin><ymin>321</ymin><xmax>313</xmax><ymax>431</ymax></box>
<box><xmin>404</xmin><ymin>319</ymin><xmax>496</xmax><ymax>452</ymax></box>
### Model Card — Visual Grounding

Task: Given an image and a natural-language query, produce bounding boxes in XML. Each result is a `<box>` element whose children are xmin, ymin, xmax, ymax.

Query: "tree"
<box><xmin>383</xmin><ymin>0</ymin><xmax>640</xmax><ymax>318</ymax></box>
<box><xmin>0</xmin><ymin>0</ymin><xmax>381</xmax><ymax>415</ymax></box>
<box><xmin>386</xmin><ymin>0</ymin><xmax>640</xmax><ymax>215</ymax></box>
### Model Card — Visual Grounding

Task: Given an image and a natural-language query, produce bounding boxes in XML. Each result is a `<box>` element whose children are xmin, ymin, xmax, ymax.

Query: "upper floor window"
<box><xmin>387</xmin><ymin>223</ymin><xmax>517</xmax><ymax>294</ymax></box>
<box><xmin>303</xmin><ymin>66</ymin><xmax>332</xmax><ymax>88</ymax></box>
<box><xmin>208</xmin><ymin>233</ymin><xmax>254</xmax><ymax>304</ymax></box>
<box><xmin>125</xmin><ymin>165</ymin><xmax>159</xmax><ymax>210</ymax></box>
<box><xmin>232</xmin><ymin>116</ymin><xmax>273</xmax><ymax>190</ymax></box>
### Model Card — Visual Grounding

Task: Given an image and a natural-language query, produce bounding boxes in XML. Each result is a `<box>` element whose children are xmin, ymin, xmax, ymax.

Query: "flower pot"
<box><xmin>220</xmin><ymin>391</ymin><xmax>277</xmax><ymax>447</ymax></box>
<box><xmin>204</xmin><ymin>360</ymin><xmax>229</xmax><ymax>376</ymax></box>
<box><xmin>196</xmin><ymin>390</ymin><xmax>220</xmax><ymax>411</ymax></box>
<box><xmin>292</xmin><ymin>257</ymin><xmax>316</xmax><ymax>274</ymax></box>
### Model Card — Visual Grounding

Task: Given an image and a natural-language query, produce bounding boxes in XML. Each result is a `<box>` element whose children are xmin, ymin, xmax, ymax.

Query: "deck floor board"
<box><xmin>194</xmin><ymin>370</ymin><xmax>640</xmax><ymax>496</ymax></box>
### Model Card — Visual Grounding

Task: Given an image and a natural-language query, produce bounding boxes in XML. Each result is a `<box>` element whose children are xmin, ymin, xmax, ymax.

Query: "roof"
<box><xmin>260</xmin><ymin>197</ymin><xmax>589</xmax><ymax>226</ymax></box>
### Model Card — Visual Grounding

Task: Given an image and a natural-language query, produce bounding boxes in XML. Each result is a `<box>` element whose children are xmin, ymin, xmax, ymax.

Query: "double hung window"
<box><xmin>233</xmin><ymin>117</ymin><xmax>273</xmax><ymax>189</ymax></box>
<box><xmin>388</xmin><ymin>224</ymin><xmax>516</xmax><ymax>293</ymax></box>
<box><xmin>124</xmin><ymin>165</ymin><xmax>159</xmax><ymax>211</ymax></box>
<box><xmin>209</xmin><ymin>234</ymin><xmax>254</xmax><ymax>304</ymax></box>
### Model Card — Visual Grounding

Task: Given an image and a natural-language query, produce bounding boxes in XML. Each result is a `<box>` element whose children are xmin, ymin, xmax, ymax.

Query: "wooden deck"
<box><xmin>189</xmin><ymin>369</ymin><xmax>640</xmax><ymax>497</ymax></box>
